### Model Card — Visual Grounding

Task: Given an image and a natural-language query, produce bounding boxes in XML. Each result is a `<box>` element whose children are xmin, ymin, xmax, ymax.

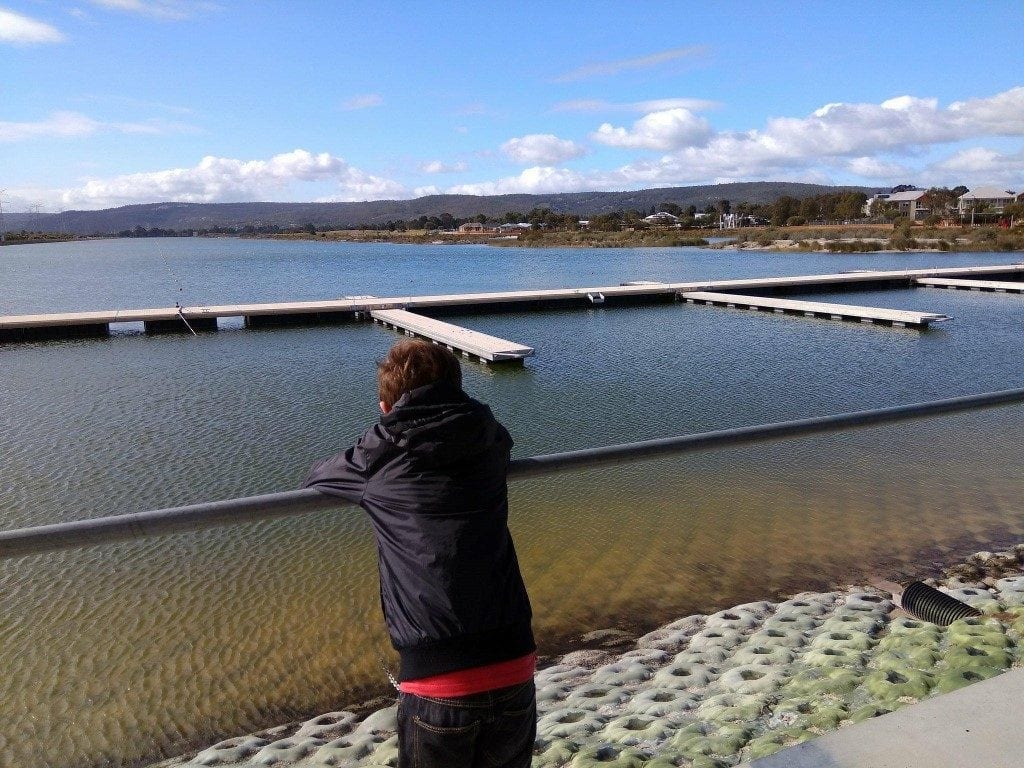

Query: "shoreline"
<box><xmin>146</xmin><ymin>542</ymin><xmax>1024</xmax><ymax>768</ymax></box>
<box><xmin>4</xmin><ymin>227</ymin><xmax>1023</xmax><ymax>253</ymax></box>
<box><xmin>262</xmin><ymin>226</ymin><xmax>1024</xmax><ymax>253</ymax></box>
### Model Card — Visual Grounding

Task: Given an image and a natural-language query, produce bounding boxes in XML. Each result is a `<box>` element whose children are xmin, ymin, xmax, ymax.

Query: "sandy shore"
<box><xmin>720</xmin><ymin>238</ymin><xmax>948</xmax><ymax>253</ymax></box>
<box><xmin>149</xmin><ymin>545</ymin><xmax>1024</xmax><ymax>767</ymax></box>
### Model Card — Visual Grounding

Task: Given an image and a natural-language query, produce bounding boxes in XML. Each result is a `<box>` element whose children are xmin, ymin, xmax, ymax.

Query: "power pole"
<box><xmin>0</xmin><ymin>190</ymin><xmax>6</xmax><ymax>244</ymax></box>
<box><xmin>29</xmin><ymin>202</ymin><xmax>42</xmax><ymax>232</ymax></box>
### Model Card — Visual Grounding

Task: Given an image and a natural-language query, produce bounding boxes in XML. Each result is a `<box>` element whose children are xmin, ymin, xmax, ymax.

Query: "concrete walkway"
<box><xmin>750</xmin><ymin>667</ymin><xmax>1024</xmax><ymax>768</ymax></box>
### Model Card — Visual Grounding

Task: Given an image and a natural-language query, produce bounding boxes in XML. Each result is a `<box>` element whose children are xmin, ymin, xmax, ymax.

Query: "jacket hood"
<box><xmin>380</xmin><ymin>381</ymin><xmax>511</xmax><ymax>465</ymax></box>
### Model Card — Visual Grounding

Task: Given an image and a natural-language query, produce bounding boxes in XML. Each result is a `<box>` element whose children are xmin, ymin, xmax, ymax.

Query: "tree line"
<box><xmin>13</xmin><ymin>185</ymin><xmax>1018</xmax><ymax>242</ymax></box>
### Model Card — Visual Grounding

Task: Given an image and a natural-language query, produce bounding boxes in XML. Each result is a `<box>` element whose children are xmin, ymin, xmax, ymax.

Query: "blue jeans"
<box><xmin>397</xmin><ymin>680</ymin><xmax>536</xmax><ymax>768</ymax></box>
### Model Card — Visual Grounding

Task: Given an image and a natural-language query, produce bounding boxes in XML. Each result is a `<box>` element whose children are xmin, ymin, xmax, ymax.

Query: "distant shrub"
<box><xmin>667</xmin><ymin>236</ymin><xmax>708</xmax><ymax>246</ymax></box>
<box><xmin>889</xmin><ymin>234</ymin><xmax>911</xmax><ymax>251</ymax></box>
<box><xmin>826</xmin><ymin>239</ymin><xmax>880</xmax><ymax>253</ymax></box>
<box><xmin>996</xmin><ymin>235</ymin><xmax>1023</xmax><ymax>252</ymax></box>
<box><xmin>786</xmin><ymin>216</ymin><xmax>807</xmax><ymax>226</ymax></box>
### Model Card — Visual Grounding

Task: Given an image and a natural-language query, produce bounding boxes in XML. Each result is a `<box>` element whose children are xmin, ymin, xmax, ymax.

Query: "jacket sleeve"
<box><xmin>303</xmin><ymin>429</ymin><xmax>382</xmax><ymax>503</ymax></box>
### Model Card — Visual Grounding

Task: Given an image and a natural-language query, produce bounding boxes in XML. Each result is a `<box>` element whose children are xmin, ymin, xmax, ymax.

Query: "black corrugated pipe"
<box><xmin>899</xmin><ymin>581</ymin><xmax>982</xmax><ymax>626</ymax></box>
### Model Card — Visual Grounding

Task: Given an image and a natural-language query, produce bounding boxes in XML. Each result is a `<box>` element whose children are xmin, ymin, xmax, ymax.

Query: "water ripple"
<box><xmin>2</xmin><ymin>242</ymin><xmax>1024</xmax><ymax>766</ymax></box>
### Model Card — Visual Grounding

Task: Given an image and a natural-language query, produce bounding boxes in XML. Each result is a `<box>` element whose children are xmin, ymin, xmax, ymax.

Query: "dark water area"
<box><xmin>2</xmin><ymin>238</ymin><xmax>1023</xmax><ymax>767</ymax></box>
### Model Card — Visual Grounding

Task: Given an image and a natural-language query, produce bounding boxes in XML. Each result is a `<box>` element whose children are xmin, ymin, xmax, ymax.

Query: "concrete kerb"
<box><xmin>748</xmin><ymin>667</ymin><xmax>1024</xmax><ymax>768</ymax></box>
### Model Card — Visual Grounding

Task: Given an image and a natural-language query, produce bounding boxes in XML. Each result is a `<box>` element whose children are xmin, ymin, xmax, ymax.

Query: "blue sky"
<box><xmin>1</xmin><ymin>0</ymin><xmax>1023</xmax><ymax>211</ymax></box>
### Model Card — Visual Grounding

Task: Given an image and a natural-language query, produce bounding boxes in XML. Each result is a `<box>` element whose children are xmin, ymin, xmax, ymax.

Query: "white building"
<box><xmin>958</xmin><ymin>187</ymin><xmax>1018</xmax><ymax>215</ymax></box>
<box><xmin>643</xmin><ymin>211</ymin><xmax>680</xmax><ymax>226</ymax></box>
<box><xmin>496</xmin><ymin>222</ymin><xmax>531</xmax><ymax>232</ymax></box>
<box><xmin>719</xmin><ymin>213</ymin><xmax>739</xmax><ymax>229</ymax></box>
<box><xmin>864</xmin><ymin>190</ymin><xmax>929</xmax><ymax>220</ymax></box>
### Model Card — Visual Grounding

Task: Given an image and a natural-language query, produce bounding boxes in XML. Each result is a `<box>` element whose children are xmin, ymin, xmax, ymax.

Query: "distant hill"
<box><xmin>4</xmin><ymin>182</ymin><xmax>875</xmax><ymax>235</ymax></box>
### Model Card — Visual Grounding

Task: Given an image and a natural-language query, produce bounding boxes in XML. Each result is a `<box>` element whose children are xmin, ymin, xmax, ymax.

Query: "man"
<box><xmin>305</xmin><ymin>339</ymin><xmax>536</xmax><ymax>768</ymax></box>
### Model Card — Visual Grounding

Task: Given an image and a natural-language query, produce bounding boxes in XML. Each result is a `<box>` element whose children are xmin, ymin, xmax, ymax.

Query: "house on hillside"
<box><xmin>643</xmin><ymin>211</ymin><xmax>680</xmax><ymax>226</ymax></box>
<box><xmin>957</xmin><ymin>187</ymin><xmax>1018</xmax><ymax>215</ymax></box>
<box><xmin>457</xmin><ymin>222</ymin><xmax>498</xmax><ymax>234</ymax></box>
<box><xmin>864</xmin><ymin>190</ymin><xmax>929</xmax><ymax>220</ymax></box>
<box><xmin>496</xmin><ymin>223</ymin><xmax>531</xmax><ymax>234</ymax></box>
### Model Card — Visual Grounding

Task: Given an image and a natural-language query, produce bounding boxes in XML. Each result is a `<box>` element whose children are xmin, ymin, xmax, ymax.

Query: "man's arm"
<box><xmin>303</xmin><ymin>427</ymin><xmax>387</xmax><ymax>503</ymax></box>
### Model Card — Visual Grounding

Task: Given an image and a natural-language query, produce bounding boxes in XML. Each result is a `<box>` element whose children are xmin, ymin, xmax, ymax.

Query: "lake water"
<box><xmin>2</xmin><ymin>238</ymin><xmax>1024</xmax><ymax>767</ymax></box>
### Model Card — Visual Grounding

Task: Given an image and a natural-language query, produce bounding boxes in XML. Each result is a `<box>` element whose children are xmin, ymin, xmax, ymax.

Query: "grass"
<box><xmin>263</xmin><ymin>222</ymin><xmax>1024</xmax><ymax>252</ymax></box>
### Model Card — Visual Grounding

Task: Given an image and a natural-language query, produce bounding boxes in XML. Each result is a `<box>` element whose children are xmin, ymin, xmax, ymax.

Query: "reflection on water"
<box><xmin>2</xmin><ymin>241</ymin><xmax>1024</xmax><ymax>767</ymax></box>
<box><xmin>3</xmin><ymin>412</ymin><xmax>1023</xmax><ymax>768</ymax></box>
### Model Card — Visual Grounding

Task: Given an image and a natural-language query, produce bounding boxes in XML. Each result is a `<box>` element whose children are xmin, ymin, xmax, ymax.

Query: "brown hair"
<box><xmin>377</xmin><ymin>339</ymin><xmax>463</xmax><ymax>408</ymax></box>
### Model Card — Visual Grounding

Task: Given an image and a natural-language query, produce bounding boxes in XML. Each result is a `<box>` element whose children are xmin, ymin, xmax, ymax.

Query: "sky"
<box><xmin>1</xmin><ymin>0</ymin><xmax>1023</xmax><ymax>212</ymax></box>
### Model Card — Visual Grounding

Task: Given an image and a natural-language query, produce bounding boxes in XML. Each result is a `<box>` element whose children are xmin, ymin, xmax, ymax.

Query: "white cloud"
<box><xmin>933</xmin><ymin>147</ymin><xmax>1003</xmax><ymax>174</ymax></box>
<box><xmin>342</xmin><ymin>93</ymin><xmax>384</xmax><ymax>111</ymax></box>
<box><xmin>0</xmin><ymin>111</ymin><xmax>98</xmax><ymax>141</ymax></box>
<box><xmin>948</xmin><ymin>89</ymin><xmax>1024</xmax><ymax>135</ymax></box>
<box><xmin>57</xmin><ymin>149</ymin><xmax>407</xmax><ymax>208</ymax></box>
<box><xmin>419</xmin><ymin>160</ymin><xmax>468</xmax><ymax>174</ymax></box>
<box><xmin>501</xmin><ymin>134</ymin><xmax>587</xmax><ymax>165</ymax></box>
<box><xmin>87</xmin><ymin>0</ymin><xmax>217</xmax><ymax>20</ymax></box>
<box><xmin>0</xmin><ymin>8</ymin><xmax>65</xmax><ymax>44</ymax></box>
<box><xmin>0</xmin><ymin>110</ymin><xmax>198</xmax><ymax>141</ymax></box>
<box><xmin>413</xmin><ymin>185</ymin><xmax>441</xmax><ymax>197</ymax></box>
<box><xmin>444</xmin><ymin>86</ymin><xmax>1024</xmax><ymax>194</ymax></box>
<box><xmin>593</xmin><ymin>108</ymin><xmax>712</xmax><ymax>150</ymax></box>
<box><xmin>583</xmin><ymin>86</ymin><xmax>1024</xmax><ymax>186</ymax></box>
<box><xmin>760</xmin><ymin>88</ymin><xmax>1024</xmax><ymax>160</ymax></box>
<box><xmin>555</xmin><ymin>45</ymin><xmax>708</xmax><ymax>82</ymax></box>
<box><xmin>118</xmin><ymin>117</ymin><xmax>200</xmax><ymax>134</ymax></box>
<box><xmin>554</xmin><ymin>97</ymin><xmax>719</xmax><ymax>113</ymax></box>
<box><xmin>447</xmin><ymin>166</ymin><xmax>590</xmax><ymax>196</ymax></box>
<box><xmin>926</xmin><ymin>147</ymin><xmax>1024</xmax><ymax>188</ymax></box>
<box><xmin>443</xmin><ymin>88</ymin><xmax>1024</xmax><ymax>195</ymax></box>
<box><xmin>75</xmin><ymin>93</ymin><xmax>195</xmax><ymax>115</ymax></box>
<box><xmin>847</xmin><ymin>156</ymin><xmax>910</xmax><ymax>179</ymax></box>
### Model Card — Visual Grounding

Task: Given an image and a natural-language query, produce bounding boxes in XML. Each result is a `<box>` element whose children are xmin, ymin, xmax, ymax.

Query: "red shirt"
<box><xmin>399</xmin><ymin>652</ymin><xmax>537</xmax><ymax>697</ymax></box>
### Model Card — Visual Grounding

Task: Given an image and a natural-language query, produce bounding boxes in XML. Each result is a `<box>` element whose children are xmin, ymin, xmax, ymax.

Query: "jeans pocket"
<box><xmin>494</xmin><ymin>680</ymin><xmax>536</xmax><ymax>710</ymax></box>
<box><xmin>479</xmin><ymin>700</ymin><xmax>536</xmax><ymax>768</ymax></box>
<box><xmin>412</xmin><ymin>715</ymin><xmax>480</xmax><ymax>768</ymax></box>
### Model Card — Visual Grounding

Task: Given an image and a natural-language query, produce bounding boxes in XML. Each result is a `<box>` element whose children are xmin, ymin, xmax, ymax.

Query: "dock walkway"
<box><xmin>2</xmin><ymin>263</ymin><xmax>1021</xmax><ymax>343</ymax></box>
<box><xmin>679</xmin><ymin>291</ymin><xmax>950</xmax><ymax>327</ymax></box>
<box><xmin>915</xmin><ymin>276</ymin><xmax>1024</xmax><ymax>293</ymax></box>
<box><xmin>370</xmin><ymin>309</ymin><xmax>533</xmax><ymax>364</ymax></box>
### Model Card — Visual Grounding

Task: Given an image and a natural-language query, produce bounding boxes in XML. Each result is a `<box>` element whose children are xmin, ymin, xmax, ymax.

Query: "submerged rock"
<box><xmin>157</xmin><ymin>543</ymin><xmax>1024</xmax><ymax>768</ymax></box>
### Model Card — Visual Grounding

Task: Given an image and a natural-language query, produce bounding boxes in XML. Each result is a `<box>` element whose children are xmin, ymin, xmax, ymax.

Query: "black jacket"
<box><xmin>304</xmin><ymin>381</ymin><xmax>534</xmax><ymax>681</ymax></box>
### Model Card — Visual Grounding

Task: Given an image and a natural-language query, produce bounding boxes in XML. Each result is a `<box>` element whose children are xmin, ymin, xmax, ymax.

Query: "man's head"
<box><xmin>377</xmin><ymin>339</ymin><xmax>463</xmax><ymax>414</ymax></box>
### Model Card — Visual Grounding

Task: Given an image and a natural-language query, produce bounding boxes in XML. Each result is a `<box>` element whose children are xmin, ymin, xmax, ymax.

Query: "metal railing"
<box><xmin>2</xmin><ymin>387</ymin><xmax>1024</xmax><ymax>560</ymax></box>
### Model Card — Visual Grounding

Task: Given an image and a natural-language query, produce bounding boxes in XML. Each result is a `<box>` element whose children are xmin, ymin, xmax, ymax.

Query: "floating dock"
<box><xmin>679</xmin><ymin>292</ymin><xmax>950</xmax><ymax>328</ymax></box>
<box><xmin>370</xmin><ymin>309</ymin><xmax>534</xmax><ymax>364</ymax></box>
<box><xmin>2</xmin><ymin>263</ymin><xmax>1022</xmax><ymax>344</ymax></box>
<box><xmin>914</xmin><ymin>277</ymin><xmax>1024</xmax><ymax>293</ymax></box>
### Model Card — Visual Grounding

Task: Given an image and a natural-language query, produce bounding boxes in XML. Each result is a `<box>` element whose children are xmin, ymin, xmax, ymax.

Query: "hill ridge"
<box><xmin>5</xmin><ymin>182</ymin><xmax>876</xmax><ymax>235</ymax></box>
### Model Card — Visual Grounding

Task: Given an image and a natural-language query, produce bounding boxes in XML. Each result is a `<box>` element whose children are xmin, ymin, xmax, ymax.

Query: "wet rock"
<box><xmin>156</xmin><ymin>540</ymin><xmax>1024</xmax><ymax>768</ymax></box>
<box><xmin>349</xmin><ymin>696</ymin><xmax>395</xmax><ymax>718</ymax></box>
<box><xmin>559</xmin><ymin>649</ymin><xmax>611</xmax><ymax>669</ymax></box>
<box><xmin>578</xmin><ymin>628</ymin><xmax>637</xmax><ymax>651</ymax></box>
